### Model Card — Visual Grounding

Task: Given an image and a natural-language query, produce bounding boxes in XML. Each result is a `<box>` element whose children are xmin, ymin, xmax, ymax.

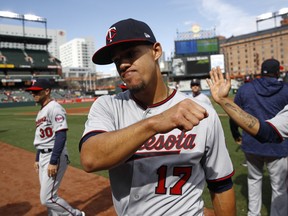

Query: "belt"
<box><xmin>40</xmin><ymin>148</ymin><xmax>53</xmax><ymax>153</ymax></box>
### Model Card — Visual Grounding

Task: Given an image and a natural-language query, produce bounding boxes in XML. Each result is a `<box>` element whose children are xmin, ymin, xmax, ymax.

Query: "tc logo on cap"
<box><xmin>107</xmin><ymin>27</ymin><xmax>117</xmax><ymax>43</ymax></box>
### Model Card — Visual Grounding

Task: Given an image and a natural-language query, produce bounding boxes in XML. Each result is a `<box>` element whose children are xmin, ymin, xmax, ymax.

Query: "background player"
<box><xmin>79</xmin><ymin>18</ymin><xmax>236</xmax><ymax>216</ymax></box>
<box><xmin>26</xmin><ymin>79</ymin><xmax>84</xmax><ymax>216</ymax></box>
<box><xmin>190</xmin><ymin>78</ymin><xmax>213</xmax><ymax>106</ymax></box>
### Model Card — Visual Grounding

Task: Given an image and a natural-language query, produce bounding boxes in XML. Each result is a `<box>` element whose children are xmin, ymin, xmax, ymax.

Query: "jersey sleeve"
<box><xmin>82</xmin><ymin>96</ymin><xmax>116</xmax><ymax>137</ymax></box>
<box><xmin>266</xmin><ymin>105</ymin><xmax>288</xmax><ymax>139</ymax></box>
<box><xmin>50</xmin><ymin>102</ymin><xmax>68</xmax><ymax>132</ymax></box>
<box><xmin>202</xmin><ymin>108</ymin><xmax>234</xmax><ymax>182</ymax></box>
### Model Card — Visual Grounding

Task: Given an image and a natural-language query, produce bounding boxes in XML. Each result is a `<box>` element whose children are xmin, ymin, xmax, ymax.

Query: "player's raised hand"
<box><xmin>153</xmin><ymin>98</ymin><xmax>208</xmax><ymax>133</ymax></box>
<box><xmin>206</xmin><ymin>67</ymin><xmax>231</xmax><ymax>104</ymax></box>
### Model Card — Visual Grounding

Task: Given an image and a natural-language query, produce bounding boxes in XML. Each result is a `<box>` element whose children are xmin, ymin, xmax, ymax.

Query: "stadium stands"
<box><xmin>0</xmin><ymin>33</ymin><xmax>63</xmax><ymax>93</ymax></box>
<box><xmin>0</xmin><ymin>14</ymin><xmax>96</xmax><ymax>105</ymax></box>
<box><xmin>0</xmin><ymin>48</ymin><xmax>31</xmax><ymax>67</ymax></box>
<box><xmin>24</xmin><ymin>49</ymin><xmax>60</xmax><ymax>68</ymax></box>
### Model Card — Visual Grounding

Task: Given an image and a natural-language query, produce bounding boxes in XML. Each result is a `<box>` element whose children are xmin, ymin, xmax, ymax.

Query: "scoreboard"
<box><xmin>175</xmin><ymin>38</ymin><xmax>219</xmax><ymax>56</ymax></box>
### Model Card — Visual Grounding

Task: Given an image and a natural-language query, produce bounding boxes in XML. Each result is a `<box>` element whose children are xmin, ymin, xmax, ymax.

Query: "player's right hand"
<box><xmin>48</xmin><ymin>164</ymin><xmax>58</xmax><ymax>178</ymax></box>
<box><xmin>153</xmin><ymin>98</ymin><xmax>208</xmax><ymax>133</ymax></box>
<box><xmin>34</xmin><ymin>162</ymin><xmax>39</xmax><ymax>173</ymax></box>
<box><xmin>206</xmin><ymin>67</ymin><xmax>231</xmax><ymax>104</ymax></box>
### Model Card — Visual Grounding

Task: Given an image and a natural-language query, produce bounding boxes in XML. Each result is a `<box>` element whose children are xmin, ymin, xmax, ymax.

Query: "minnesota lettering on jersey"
<box><xmin>36</xmin><ymin>117</ymin><xmax>47</xmax><ymax>127</ymax></box>
<box><xmin>139</xmin><ymin>132</ymin><xmax>196</xmax><ymax>151</ymax></box>
<box><xmin>128</xmin><ymin>132</ymin><xmax>196</xmax><ymax>161</ymax></box>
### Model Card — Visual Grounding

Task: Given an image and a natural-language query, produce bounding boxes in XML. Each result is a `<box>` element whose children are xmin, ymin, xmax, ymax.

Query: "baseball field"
<box><xmin>0</xmin><ymin>101</ymin><xmax>272</xmax><ymax>215</ymax></box>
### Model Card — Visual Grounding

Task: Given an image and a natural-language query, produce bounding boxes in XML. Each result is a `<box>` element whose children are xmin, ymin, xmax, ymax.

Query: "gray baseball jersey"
<box><xmin>192</xmin><ymin>93</ymin><xmax>213</xmax><ymax>106</ymax></box>
<box><xmin>266</xmin><ymin>105</ymin><xmax>288</xmax><ymax>139</ymax></box>
<box><xmin>82</xmin><ymin>90</ymin><xmax>234</xmax><ymax>216</ymax></box>
<box><xmin>34</xmin><ymin>100</ymin><xmax>67</xmax><ymax>149</ymax></box>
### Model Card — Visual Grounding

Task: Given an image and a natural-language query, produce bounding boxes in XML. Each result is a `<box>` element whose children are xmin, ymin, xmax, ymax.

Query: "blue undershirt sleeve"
<box><xmin>35</xmin><ymin>149</ymin><xmax>40</xmax><ymax>162</ymax></box>
<box><xmin>78</xmin><ymin>131</ymin><xmax>103</xmax><ymax>152</ymax></box>
<box><xmin>50</xmin><ymin>130</ymin><xmax>67</xmax><ymax>165</ymax></box>
<box><xmin>255</xmin><ymin>121</ymin><xmax>283</xmax><ymax>143</ymax></box>
<box><xmin>207</xmin><ymin>177</ymin><xmax>233</xmax><ymax>193</ymax></box>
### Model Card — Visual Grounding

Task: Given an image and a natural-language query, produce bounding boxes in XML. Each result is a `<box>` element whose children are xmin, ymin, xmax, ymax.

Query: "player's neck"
<box><xmin>42</xmin><ymin>97</ymin><xmax>52</xmax><ymax>107</ymax></box>
<box><xmin>193</xmin><ymin>92</ymin><xmax>201</xmax><ymax>97</ymax></box>
<box><xmin>133</xmin><ymin>84</ymin><xmax>170</xmax><ymax>107</ymax></box>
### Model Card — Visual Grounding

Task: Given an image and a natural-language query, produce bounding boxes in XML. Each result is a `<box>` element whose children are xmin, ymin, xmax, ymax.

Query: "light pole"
<box><xmin>256</xmin><ymin>8</ymin><xmax>288</xmax><ymax>31</ymax></box>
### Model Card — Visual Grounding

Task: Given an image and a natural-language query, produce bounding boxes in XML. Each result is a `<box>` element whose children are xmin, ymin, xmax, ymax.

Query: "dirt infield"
<box><xmin>1</xmin><ymin>105</ymin><xmax>216</xmax><ymax>215</ymax></box>
<box><xmin>0</xmin><ymin>141</ymin><xmax>216</xmax><ymax>216</ymax></box>
<box><xmin>0</xmin><ymin>141</ymin><xmax>116</xmax><ymax>216</ymax></box>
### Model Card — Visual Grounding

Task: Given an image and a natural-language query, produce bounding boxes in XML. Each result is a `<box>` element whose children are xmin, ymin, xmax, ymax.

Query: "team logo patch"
<box><xmin>55</xmin><ymin>114</ymin><xmax>65</xmax><ymax>123</ymax></box>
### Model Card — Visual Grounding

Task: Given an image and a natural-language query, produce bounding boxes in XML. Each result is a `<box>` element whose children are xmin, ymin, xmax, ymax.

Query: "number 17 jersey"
<box><xmin>82</xmin><ymin>90</ymin><xmax>234</xmax><ymax>216</ymax></box>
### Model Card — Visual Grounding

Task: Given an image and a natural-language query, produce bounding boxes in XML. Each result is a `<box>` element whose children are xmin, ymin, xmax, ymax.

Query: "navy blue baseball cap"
<box><xmin>92</xmin><ymin>18</ymin><xmax>157</xmax><ymax>65</ymax></box>
<box><xmin>261</xmin><ymin>59</ymin><xmax>281</xmax><ymax>75</ymax></box>
<box><xmin>26</xmin><ymin>79</ymin><xmax>52</xmax><ymax>91</ymax></box>
<box><xmin>190</xmin><ymin>79</ymin><xmax>200</xmax><ymax>86</ymax></box>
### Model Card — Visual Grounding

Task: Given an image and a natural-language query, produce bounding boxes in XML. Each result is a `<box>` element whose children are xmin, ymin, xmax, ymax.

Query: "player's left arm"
<box><xmin>210</xmin><ymin>187</ymin><xmax>236</xmax><ymax>216</ymax></box>
<box><xmin>50</xmin><ymin>130</ymin><xmax>67</xmax><ymax>165</ymax></box>
<box><xmin>48</xmin><ymin>130</ymin><xmax>67</xmax><ymax>177</ymax></box>
<box><xmin>48</xmin><ymin>105</ymin><xmax>68</xmax><ymax>177</ymax></box>
<box><xmin>207</xmin><ymin>67</ymin><xmax>283</xmax><ymax>143</ymax></box>
<box><xmin>203</xmin><ymin>103</ymin><xmax>236</xmax><ymax>215</ymax></box>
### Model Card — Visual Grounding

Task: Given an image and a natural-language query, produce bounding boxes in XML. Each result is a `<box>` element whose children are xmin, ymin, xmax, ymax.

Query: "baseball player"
<box><xmin>79</xmin><ymin>18</ymin><xmax>236</xmax><ymax>216</ymax></box>
<box><xmin>190</xmin><ymin>78</ymin><xmax>213</xmax><ymax>106</ymax></box>
<box><xmin>26</xmin><ymin>79</ymin><xmax>84</xmax><ymax>216</ymax></box>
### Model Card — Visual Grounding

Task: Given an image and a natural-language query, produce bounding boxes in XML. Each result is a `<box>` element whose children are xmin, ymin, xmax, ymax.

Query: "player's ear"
<box><xmin>45</xmin><ymin>88</ymin><xmax>51</xmax><ymax>95</ymax></box>
<box><xmin>152</xmin><ymin>42</ymin><xmax>162</xmax><ymax>61</ymax></box>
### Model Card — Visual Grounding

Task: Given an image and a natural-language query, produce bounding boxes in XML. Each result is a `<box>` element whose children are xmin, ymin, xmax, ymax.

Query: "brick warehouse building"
<box><xmin>220</xmin><ymin>17</ymin><xmax>288</xmax><ymax>78</ymax></box>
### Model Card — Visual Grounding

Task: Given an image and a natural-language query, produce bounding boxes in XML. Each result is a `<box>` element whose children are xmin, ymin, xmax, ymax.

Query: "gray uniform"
<box><xmin>267</xmin><ymin>105</ymin><xmax>288</xmax><ymax>215</ymax></box>
<box><xmin>82</xmin><ymin>90</ymin><xmax>234</xmax><ymax>216</ymax></box>
<box><xmin>267</xmin><ymin>105</ymin><xmax>288</xmax><ymax>138</ymax></box>
<box><xmin>192</xmin><ymin>93</ymin><xmax>213</xmax><ymax>106</ymax></box>
<box><xmin>34</xmin><ymin>100</ymin><xmax>82</xmax><ymax>216</ymax></box>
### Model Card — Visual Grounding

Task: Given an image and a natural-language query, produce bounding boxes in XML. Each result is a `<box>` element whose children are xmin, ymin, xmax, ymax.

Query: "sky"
<box><xmin>1</xmin><ymin>0</ymin><xmax>287</xmax><ymax>75</ymax></box>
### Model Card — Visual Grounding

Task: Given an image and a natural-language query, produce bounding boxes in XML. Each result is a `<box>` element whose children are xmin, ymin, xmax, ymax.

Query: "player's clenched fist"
<box><xmin>152</xmin><ymin>99</ymin><xmax>208</xmax><ymax>133</ymax></box>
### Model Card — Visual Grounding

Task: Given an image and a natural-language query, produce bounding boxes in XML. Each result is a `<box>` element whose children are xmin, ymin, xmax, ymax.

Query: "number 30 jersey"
<box><xmin>34</xmin><ymin>100</ymin><xmax>68</xmax><ymax>149</ymax></box>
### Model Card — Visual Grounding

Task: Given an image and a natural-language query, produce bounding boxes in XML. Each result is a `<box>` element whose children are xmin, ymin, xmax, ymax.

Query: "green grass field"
<box><xmin>0</xmin><ymin>101</ymin><xmax>272</xmax><ymax>215</ymax></box>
